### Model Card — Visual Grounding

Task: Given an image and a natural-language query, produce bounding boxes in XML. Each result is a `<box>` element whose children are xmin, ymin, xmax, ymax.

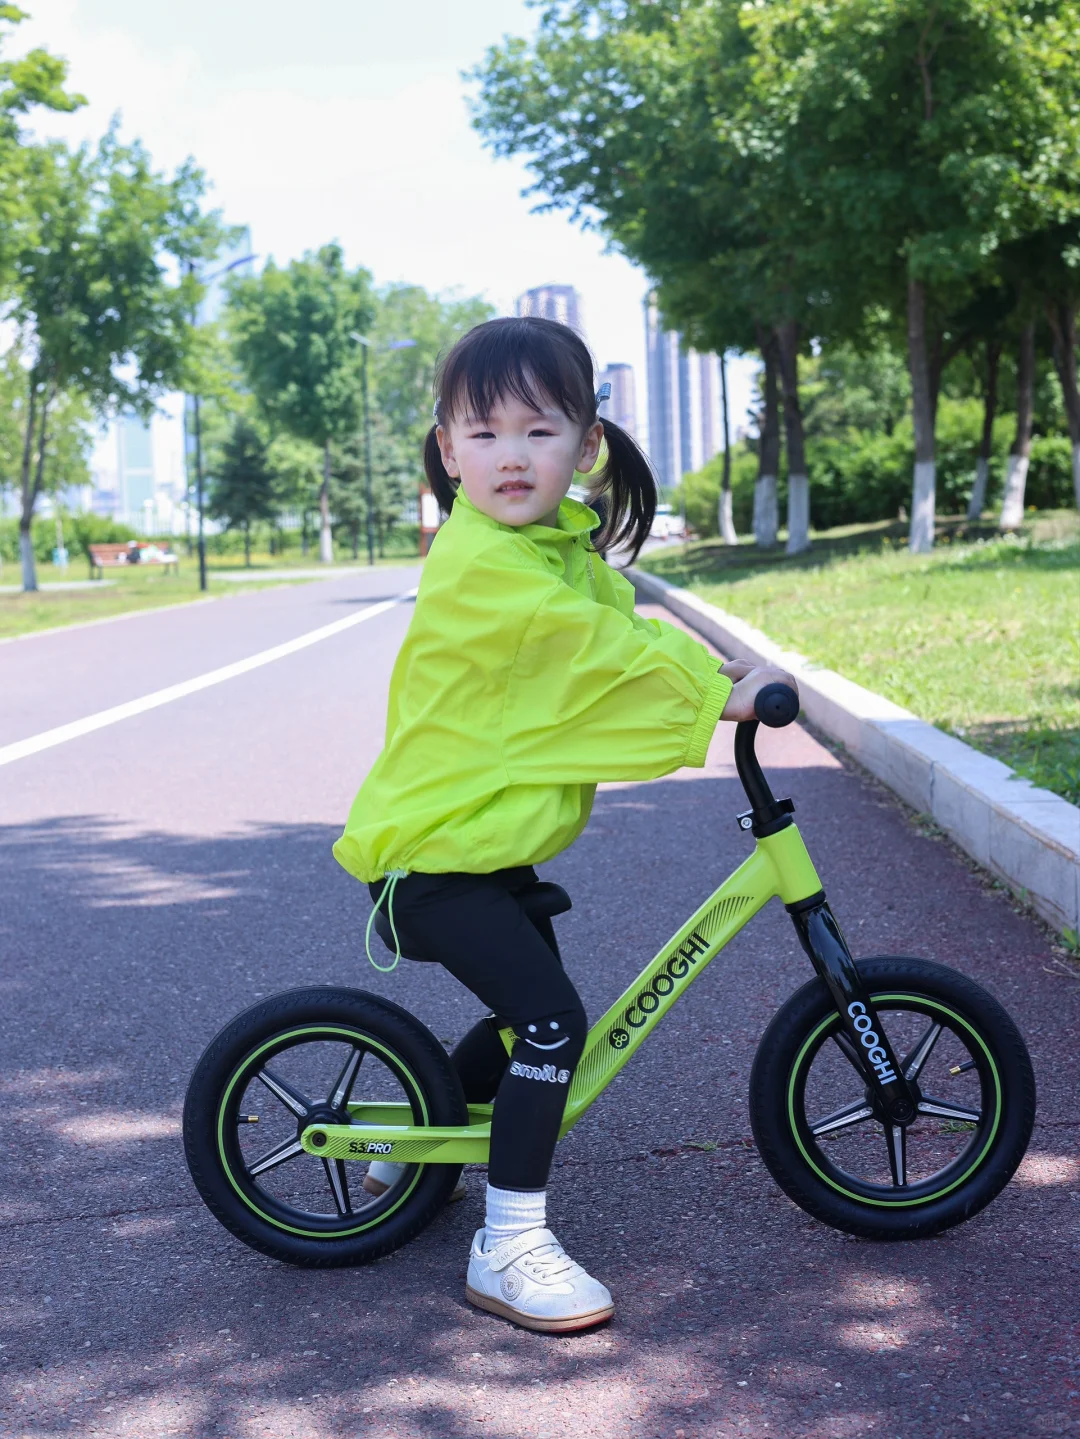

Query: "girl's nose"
<box><xmin>496</xmin><ymin>447</ymin><xmax>528</xmax><ymax>471</ymax></box>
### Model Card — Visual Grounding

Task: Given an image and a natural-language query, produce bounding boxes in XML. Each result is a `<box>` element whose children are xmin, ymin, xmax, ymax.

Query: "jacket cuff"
<box><xmin>684</xmin><ymin>669</ymin><xmax>733</xmax><ymax>768</ymax></box>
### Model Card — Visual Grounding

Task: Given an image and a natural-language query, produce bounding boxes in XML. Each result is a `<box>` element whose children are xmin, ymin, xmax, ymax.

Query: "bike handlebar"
<box><xmin>754</xmin><ymin>682</ymin><xmax>800</xmax><ymax>728</ymax></box>
<box><xmin>734</xmin><ymin>683</ymin><xmax>801</xmax><ymax>818</ymax></box>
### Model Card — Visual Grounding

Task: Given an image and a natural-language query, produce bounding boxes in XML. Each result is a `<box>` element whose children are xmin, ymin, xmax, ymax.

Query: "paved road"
<box><xmin>0</xmin><ymin>571</ymin><xmax>1076</xmax><ymax>1439</ymax></box>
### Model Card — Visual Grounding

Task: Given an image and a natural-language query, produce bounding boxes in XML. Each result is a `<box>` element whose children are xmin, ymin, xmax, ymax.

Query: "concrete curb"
<box><xmin>630</xmin><ymin>566</ymin><xmax>1080</xmax><ymax>936</ymax></box>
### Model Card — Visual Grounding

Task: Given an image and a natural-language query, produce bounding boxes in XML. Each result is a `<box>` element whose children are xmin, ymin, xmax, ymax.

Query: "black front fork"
<box><xmin>787</xmin><ymin>895</ymin><xmax>916</xmax><ymax>1125</ymax></box>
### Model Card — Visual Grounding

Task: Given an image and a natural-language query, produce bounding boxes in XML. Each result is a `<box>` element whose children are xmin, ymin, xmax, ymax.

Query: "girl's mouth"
<box><xmin>495</xmin><ymin>481</ymin><xmax>534</xmax><ymax>495</ymax></box>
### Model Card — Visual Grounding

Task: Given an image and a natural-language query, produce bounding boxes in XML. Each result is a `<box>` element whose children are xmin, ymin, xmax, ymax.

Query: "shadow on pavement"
<box><xmin>0</xmin><ymin>774</ymin><xmax>1076</xmax><ymax>1438</ymax></box>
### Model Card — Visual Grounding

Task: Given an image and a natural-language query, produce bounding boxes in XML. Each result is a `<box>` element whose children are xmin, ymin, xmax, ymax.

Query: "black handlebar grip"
<box><xmin>754</xmin><ymin>682</ymin><xmax>800</xmax><ymax>728</ymax></box>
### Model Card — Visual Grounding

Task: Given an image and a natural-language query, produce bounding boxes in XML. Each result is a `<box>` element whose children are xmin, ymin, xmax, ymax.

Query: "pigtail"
<box><xmin>588</xmin><ymin>419</ymin><xmax>657</xmax><ymax>562</ymax></box>
<box><xmin>423</xmin><ymin>423</ymin><xmax>458</xmax><ymax>515</ymax></box>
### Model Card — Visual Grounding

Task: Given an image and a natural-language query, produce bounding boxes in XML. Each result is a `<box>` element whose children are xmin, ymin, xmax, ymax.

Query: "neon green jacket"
<box><xmin>333</xmin><ymin>491</ymin><xmax>732</xmax><ymax>884</ymax></box>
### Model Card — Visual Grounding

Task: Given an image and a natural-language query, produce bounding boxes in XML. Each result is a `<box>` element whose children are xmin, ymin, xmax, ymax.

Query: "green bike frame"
<box><xmin>300</xmin><ymin>824</ymin><xmax>823</xmax><ymax>1167</ymax></box>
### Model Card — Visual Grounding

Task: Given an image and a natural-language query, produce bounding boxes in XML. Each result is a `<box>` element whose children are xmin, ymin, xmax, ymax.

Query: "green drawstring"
<box><xmin>365</xmin><ymin>869</ymin><xmax>409</xmax><ymax>972</ymax></box>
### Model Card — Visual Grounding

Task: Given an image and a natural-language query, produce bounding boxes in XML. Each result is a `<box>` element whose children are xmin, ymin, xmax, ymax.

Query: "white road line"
<box><xmin>0</xmin><ymin>589</ymin><xmax>416</xmax><ymax>768</ymax></box>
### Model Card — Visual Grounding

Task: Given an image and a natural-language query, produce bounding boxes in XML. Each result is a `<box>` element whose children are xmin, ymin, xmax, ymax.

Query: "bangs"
<box><xmin>437</xmin><ymin>316</ymin><xmax>595</xmax><ymax>427</ymax></box>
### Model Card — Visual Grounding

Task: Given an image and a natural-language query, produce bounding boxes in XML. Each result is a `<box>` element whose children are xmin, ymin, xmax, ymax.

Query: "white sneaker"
<box><xmin>363</xmin><ymin>1160</ymin><xmax>466</xmax><ymax>1203</ymax></box>
<box><xmin>466</xmin><ymin>1226</ymin><xmax>614</xmax><ymax>1333</ymax></box>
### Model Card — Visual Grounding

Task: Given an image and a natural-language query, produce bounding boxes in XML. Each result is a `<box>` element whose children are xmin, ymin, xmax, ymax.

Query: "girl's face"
<box><xmin>437</xmin><ymin>392</ymin><xmax>602</xmax><ymax>529</ymax></box>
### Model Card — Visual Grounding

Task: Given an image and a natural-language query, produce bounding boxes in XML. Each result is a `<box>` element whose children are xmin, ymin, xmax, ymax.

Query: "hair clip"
<box><xmin>595</xmin><ymin>382</ymin><xmax>611</xmax><ymax>408</ymax></box>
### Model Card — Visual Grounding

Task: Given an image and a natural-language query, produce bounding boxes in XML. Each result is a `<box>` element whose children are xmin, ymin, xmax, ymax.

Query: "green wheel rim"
<box><xmin>787</xmin><ymin>994</ymin><xmax>1003</xmax><ymax>1208</ymax></box>
<box><xmin>216</xmin><ymin>1024</ymin><xmax>429</xmax><ymax>1238</ymax></box>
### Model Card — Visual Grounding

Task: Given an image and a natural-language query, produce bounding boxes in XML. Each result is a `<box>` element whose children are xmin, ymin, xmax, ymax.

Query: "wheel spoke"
<box><xmin>917</xmin><ymin>1096</ymin><xmax>981</xmax><ymax>1124</ymax></box>
<box><xmin>258</xmin><ymin>1067</ymin><xmax>311</xmax><ymax>1119</ymax></box>
<box><xmin>810</xmin><ymin>1098</ymin><xmax>875</xmax><ymax>1137</ymax></box>
<box><xmin>248</xmin><ymin>1136</ymin><xmax>305</xmax><ymax>1176</ymax></box>
<box><xmin>886</xmin><ymin>1124</ymin><xmax>907</xmax><ymax>1187</ymax></box>
<box><xmin>323</xmin><ymin>1157</ymin><xmax>352</xmax><ymax>1215</ymax></box>
<box><xmin>902</xmin><ymin>1021</ymin><xmax>943</xmax><ymax>1082</ymax></box>
<box><xmin>328</xmin><ymin>1047</ymin><xmax>364</xmax><ymax>1109</ymax></box>
<box><xmin>831</xmin><ymin>1029</ymin><xmax>865</xmax><ymax>1074</ymax></box>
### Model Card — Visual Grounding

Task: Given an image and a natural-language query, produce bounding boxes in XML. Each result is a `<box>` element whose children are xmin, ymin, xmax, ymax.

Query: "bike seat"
<box><xmin>372</xmin><ymin>881</ymin><xmax>572</xmax><ymax>962</ymax></box>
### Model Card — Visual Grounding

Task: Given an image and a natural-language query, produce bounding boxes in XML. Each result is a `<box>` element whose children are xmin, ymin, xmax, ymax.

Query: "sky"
<box><xmin>13</xmin><ymin>0</ymin><xmax>756</xmax><ymax>443</ymax></box>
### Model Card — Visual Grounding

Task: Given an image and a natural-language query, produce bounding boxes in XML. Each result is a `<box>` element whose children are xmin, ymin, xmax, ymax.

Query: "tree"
<box><xmin>472</xmin><ymin>1</ymin><xmax>836</xmax><ymax>554</ymax></box>
<box><xmin>744</xmin><ymin>0</ymin><xmax>1080</xmax><ymax>548</ymax></box>
<box><xmin>0</xmin><ymin>5</ymin><xmax>84</xmax><ymax>288</ymax></box>
<box><xmin>228</xmin><ymin>245</ymin><xmax>376</xmax><ymax>565</ymax></box>
<box><xmin>209</xmin><ymin>418</ymin><xmax>278</xmax><ymax>565</ymax></box>
<box><xmin>10</xmin><ymin>129</ymin><xmax>220</xmax><ymax>589</ymax></box>
<box><xmin>331</xmin><ymin>414</ymin><xmax>413</xmax><ymax>560</ymax></box>
<box><xmin>372</xmin><ymin>284</ymin><xmax>493</xmax><ymax>459</ymax></box>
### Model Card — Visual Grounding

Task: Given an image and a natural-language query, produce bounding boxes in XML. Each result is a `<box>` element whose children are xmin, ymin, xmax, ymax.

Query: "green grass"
<box><xmin>0</xmin><ymin>548</ymin><xmax>418</xmax><ymax>641</ymax></box>
<box><xmin>641</xmin><ymin>510</ymin><xmax>1080</xmax><ymax>804</ymax></box>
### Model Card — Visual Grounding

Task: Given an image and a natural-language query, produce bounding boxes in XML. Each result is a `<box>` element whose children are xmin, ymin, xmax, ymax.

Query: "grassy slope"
<box><xmin>640</xmin><ymin>512</ymin><xmax>1079</xmax><ymax>804</ymax></box>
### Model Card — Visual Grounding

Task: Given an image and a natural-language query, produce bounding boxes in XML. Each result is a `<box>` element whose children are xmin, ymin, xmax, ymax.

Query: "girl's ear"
<box><xmin>436</xmin><ymin>424</ymin><xmax>460</xmax><ymax>478</ymax></box>
<box><xmin>576</xmin><ymin>419</ymin><xmax>603</xmax><ymax>476</ymax></box>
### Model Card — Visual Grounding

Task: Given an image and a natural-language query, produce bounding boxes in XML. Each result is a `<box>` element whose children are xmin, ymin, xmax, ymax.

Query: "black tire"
<box><xmin>183</xmin><ymin>986</ymin><xmax>468</xmax><ymax>1266</ymax></box>
<box><xmin>749</xmin><ymin>957</ymin><xmax>1036</xmax><ymax>1239</ymax></box>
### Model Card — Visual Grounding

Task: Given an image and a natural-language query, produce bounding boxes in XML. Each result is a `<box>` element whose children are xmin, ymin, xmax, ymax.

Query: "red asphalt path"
<box><xmin>0</xmin><ymin>570</ymin><xmax>1076</xmax><ymax>1439</ymax></box>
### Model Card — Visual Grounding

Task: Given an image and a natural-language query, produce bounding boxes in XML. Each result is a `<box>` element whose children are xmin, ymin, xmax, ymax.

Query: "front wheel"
<box><xmin>183</xmin><ymin>987</ymin><xmax>468</xmax><ymax>1266</ymax></box>
<box><xmin>749</xmin><ymin>957</ymin><xmax>1035</xmax><ymax>1239</ymax></box>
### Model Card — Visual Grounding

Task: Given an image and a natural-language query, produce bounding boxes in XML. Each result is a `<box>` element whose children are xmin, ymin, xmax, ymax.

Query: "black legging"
<box><xmin>368</xmin><ymin>867</ymin><xmax>586</xmax><ymax>1190</ymax></box>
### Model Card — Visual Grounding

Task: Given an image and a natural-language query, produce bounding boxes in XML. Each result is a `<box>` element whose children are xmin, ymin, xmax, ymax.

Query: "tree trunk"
<box><xmin>999</xmin><ymin>321</ymin><xmax>1036</xmax><ymax>530</ymax></box>
<box><xmin>1046</xmin><ymin>300</ymin><xmax>1080</xmax><ymax>510</ymax></box>
<box><xmin>244</xmin><ymin>521</ymin><xmax>251</xmax><ymax>567</ymax></box>
<box><xmin>718</xmin><ymin>351</ymin><xmax>738</xmax><ymax>545</ymax></box>
<box><xmin>967</xmin><ymin>338</ymin><xmax>1000</xmax><ymax>521</ymax></box>
<box><xmin>907</xmin><ymin>278</ymin><xmax>938</xmax><ymax>552</ymax></box>
<box><xmin>775</xmin><ymin>319</ymin><xmax>810</xmax><ymax>555</ymax></box>
<box><xmin>301</xmin><ymin>511</ymin><xmax>310</xmax><ymax>555</ymax></box>
<box><xmin>351</xmin><ymin>524</ymin><xmax>359</xmax><ymax>561</ymax></box>
<box><xmin>753</xmin><ymin>325</ymin><xmax>780</xmax><ymax>548</ymax></box>
<box><xmin>18</xmin><ymin>375</ymin><xmax>39</xmax><ymax>592</ymax></box>
<box><xmin>319</xmin><ymin>439</ymin><xmax>334</xmax><ymax>563</ymax></box>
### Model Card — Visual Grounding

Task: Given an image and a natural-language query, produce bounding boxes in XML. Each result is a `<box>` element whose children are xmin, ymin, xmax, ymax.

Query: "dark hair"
<box><xmin>423</xmin><ymin>315</ymin><xmax>656</xmax><ymax>561</ymax></box>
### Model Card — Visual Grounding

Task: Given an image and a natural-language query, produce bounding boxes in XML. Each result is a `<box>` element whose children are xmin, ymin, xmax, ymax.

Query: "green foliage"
<box><xmin>208</xmin><ymin>418</ymin><xmax>278</xmax><ymax>562</ymax></box>
<box><xmin>0</xmin><ymin>510</ymin><xmax>135</xmax><ymax>563</ymax></box>
<box><xmin>228</xmin><ymin>244</ymin><xmax>376</xmax><ymax>450</ymax></box>
<box><xmin>330</xmin><ymin>414</ymin><xmax>414</xmax><ymax>559</ymax></box>
<box><xmin>678</xmin><ymin>446</ymin><xmax>759</xmax><ymax>539</ymax></box>
<box><xmin>372</xmin><ymin>284</ymin><xmax>494</xmax><ymax>464</ymax></box>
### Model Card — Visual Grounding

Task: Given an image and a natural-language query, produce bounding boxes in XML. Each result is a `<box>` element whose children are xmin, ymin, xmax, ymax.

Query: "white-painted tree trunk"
<box><xmin>19</xmin><ymin>529</ymin><xmax>37</xmax><ymax>592</ymax></box>
<box><xmin>785</xmin><ymin>473</ymin><xmax>810</xmax><ymax>555</ymax></box>
<box><xmin>909</xmin><ymin>460</ymin><xmax>936</xmax><ymax>553</ymax></box>
<box><xmin>967</xmin><ymin>457</ymin><xmax>989</xmax><ymax>521</ymax></box>
<box><xmin>753</xmin><ymin>475</ymin><xmax>778</xmax><ymax>547</ymax></box>
<box><xmin>718</xmin><ymin>488</ymin><xmax>738</xmax><ymax>545</ymax></box>
<box><xmin>319</xmin><ymin>439</ymin><xmax>334</xmax><ymax>564</ymax></box>
<box><xmin>998</xmin><ymin>454</ymin><xmax>1030</xmax><ymax>530</ymax></box>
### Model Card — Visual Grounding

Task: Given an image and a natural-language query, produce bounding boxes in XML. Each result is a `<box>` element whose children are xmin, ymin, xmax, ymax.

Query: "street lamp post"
<box><xmin>186</xmin><ymin>253</ymin><xmax>256</xmax><ymax>591</ymax></box>
<box><xmin>351</xmin><ymin>334</ymin><xmax>416</xmax><ymax>567</ymax></box>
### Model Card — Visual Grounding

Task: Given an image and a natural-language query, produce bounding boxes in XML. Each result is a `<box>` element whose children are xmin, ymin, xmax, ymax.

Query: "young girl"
<box><xmin>333</xmin><ymin>316</ymin><xmax>794</xmax><ymax>1333</ymax></box>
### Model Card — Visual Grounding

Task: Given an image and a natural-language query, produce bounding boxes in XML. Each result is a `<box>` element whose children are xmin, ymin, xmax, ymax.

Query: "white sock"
<box><xmin>366</xmin><ymin>1160</ymin><xmax>404</xmax><ymax>1187</ymax></box>
<box><xmin>484</xmin><ymin>1184</ymin><xmax>546</xmax><ymax>1249</ymax></box>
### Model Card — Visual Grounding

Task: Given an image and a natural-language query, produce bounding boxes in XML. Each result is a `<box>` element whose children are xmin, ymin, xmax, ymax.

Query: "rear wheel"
<box><xmin>183</xmin><ymin>987</ymin><xmax>468</xmax><ymax>1266</ymax></box>
<box><xmin>749</xmin><ymin>957</ymin><xmax>1035</xmax><ymax>1239</ymax></box>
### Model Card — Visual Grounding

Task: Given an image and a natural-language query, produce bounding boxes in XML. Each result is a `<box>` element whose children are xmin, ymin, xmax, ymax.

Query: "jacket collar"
<box><xmin>452</xmin><ymin>488</ymin><xmax>599</xmax><ymax>545</ymax></box>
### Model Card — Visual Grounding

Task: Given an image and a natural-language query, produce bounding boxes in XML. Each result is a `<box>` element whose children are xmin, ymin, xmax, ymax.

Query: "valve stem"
<box><xmin>948</xmin><ymin>1060</ymin><xmax>976</xmax><ymax>1076</ymax></box>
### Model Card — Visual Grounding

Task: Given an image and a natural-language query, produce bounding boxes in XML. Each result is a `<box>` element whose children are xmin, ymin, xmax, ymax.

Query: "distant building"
<box><xmin>515</xmin><ymin>284</ymin><xmax>584</xmax><ymax>336</ymax></box>
<box><xmin>598</xmin><ymin>362</ymin><xmax>637</xmax><ymax>435</ymax></box>
<box><xmin>83</xmin><ymin>229</ymin><xmax>255</xmax><ymax>532</ymax></box>
<box><xmin>644</xmin><ymin>293</ymin><xmax>723</xmax><ymax>488</ymax></box>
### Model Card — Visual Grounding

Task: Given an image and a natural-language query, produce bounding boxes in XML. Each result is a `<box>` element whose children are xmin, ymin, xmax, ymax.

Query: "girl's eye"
<box><xmin>529</xmin><ymin>428</ymin><xmax>555</xmax><ymax>438</ymax></box>
<box><xmin>469</xmin><ymin>430</ymin><xmax>496</xmax><ymax>440</ymax></box>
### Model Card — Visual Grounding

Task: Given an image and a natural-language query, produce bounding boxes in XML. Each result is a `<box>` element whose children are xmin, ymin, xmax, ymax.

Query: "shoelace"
<box><xmin>518</xmin><ymin>1241</ymin><xmax>579</xmax><ymax>1283</ymax></box>
<box><xmin>364</xmin><ymin>869</ymin><xmax>408</xmax><ymax>972</ymax></box>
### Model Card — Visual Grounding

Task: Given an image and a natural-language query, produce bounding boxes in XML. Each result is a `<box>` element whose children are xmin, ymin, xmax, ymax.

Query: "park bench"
<box><xmin>88</xmin><ymin>541</ymin><xmax>179</xmax><ymax>580</ymax></box>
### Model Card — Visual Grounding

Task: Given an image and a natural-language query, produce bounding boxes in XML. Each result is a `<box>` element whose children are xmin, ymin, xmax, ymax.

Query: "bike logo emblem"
<box><xmin>609</xmin><ymin>931</ymin><xmax>710</xmax><ymax>1046</ymax></box>
<box><xmin>348</xmin><ymin>1140</ymin><xmax>394</xmax><ymax>1155</ymax></box>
